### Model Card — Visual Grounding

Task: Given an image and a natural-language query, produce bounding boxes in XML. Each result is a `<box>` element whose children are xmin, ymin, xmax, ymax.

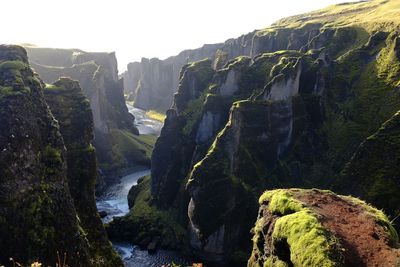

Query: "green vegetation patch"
<box><xmin>0</xmin><ymin>60</ymin><xmax>28</xmax><ymax>72</ymax></box>
<box><xmin>108</xmin><ymin>176</ymin><xmax>186</xmax><ymax>248</ymax></box>
<box><xmin>251</xmin><ymin>190</ymin><xmax>343</xmax><ymax>267</ymax></box>
<box><xmin>44</xmin><ymin>83</ymin><xmax>63</xmax><ymax>91</ymax></box>
<box><xmin>145</xmin><ymin>110</ymin><xmax>166</xmax><ymax>122</ymax></box>
<box><xmin>105</xmin><ymin>129</ymin><xmax>157</xmax><ymax>172</ymax></box>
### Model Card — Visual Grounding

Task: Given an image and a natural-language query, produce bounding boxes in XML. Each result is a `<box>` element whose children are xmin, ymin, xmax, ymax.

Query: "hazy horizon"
<box><xmin>3</xmin><ymin>0</ymin><xmax>359</xmax><ymax>72</ymax></box>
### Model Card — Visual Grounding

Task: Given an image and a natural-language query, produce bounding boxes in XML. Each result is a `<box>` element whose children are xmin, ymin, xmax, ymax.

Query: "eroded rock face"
<box><xmin>24</xmin><ymin>47</ymin><xmax>144</xmax><ymax>183</ymax></box>
<box><xmin>0</xmin><ymin>45</ymin><xmax>90</xmax><ymax>266</ymax></box>
<box><xmin>43</xmin><ymin>78</ymin><xmax>123</xmax><ymax>266</ymax></box>
<box><xmin>248</xmin><ymin>189</ymin><xmax>400</xmax><ymax>267</ymax></box>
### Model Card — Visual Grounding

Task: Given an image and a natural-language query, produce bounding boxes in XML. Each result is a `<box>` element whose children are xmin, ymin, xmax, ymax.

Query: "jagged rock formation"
<box><xmin>123</xmin><ymin>44</ymin><xmax>222</xmax><ymax>112</ymax></box>
<box><xmin>123</xmin><ymin>0</ymin><xmax>400</xmax><ymax>114</ymax></box>
<box><xmin>0</xmin><ymin>45</ymin><xmax>91</xmax><ymax>265</ymax></box>
<box><xmin>248</xmin><ymin>189</ymin><xmax>400</xmax><ymax>267</ymax></box>
<box><xmin>116</xmin><ymin>0</ymin><xmax>400</xmax><ymax>265</ymax></box>
<box><xmin>24</xmin><ymin>47</ymin><xmax>149</xmax><ymax>184</ymax></box>
<box><xmin>43</xmin><ymin>78</ymin><xmax>123</xmax><ymax>266</ymax></box>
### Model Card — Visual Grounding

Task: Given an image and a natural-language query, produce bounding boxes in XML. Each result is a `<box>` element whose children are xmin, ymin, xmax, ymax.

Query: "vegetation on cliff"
<box><xmin>24</xmin><ymin>47</ymin><xmax>151</xmax><ymax>185</ymax></box>
<box><xmin>0</xmin><ymin>45</ymin><xmax>91</xmax><ymax>266</ymax></box>
<box><xmin>118</xmin><ymin>1</ymin><xmax>400</xmax><ymax>265</ymax></box>
<box><xmin>44</xmin><ymin>78</ymin><xmax>123</xmax><ymax>266</ymax></box>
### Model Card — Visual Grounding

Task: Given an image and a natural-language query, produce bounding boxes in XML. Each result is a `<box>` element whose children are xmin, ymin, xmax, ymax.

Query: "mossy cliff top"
<box><xmin>248</xmin><ymin>189</ymin><xmax>400</xmax><ymax>267</ymax></box>
<box><xmin>262</xmin><ymin>0</ymin><xmax>400</xmax><ymax>34</ymax></box>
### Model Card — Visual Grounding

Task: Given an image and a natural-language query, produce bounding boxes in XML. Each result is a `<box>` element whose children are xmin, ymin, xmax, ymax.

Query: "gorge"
<box><xmin>1</xmin><ymin>0</ymin><xmax>400</xmax><ymax>266</ymax></box>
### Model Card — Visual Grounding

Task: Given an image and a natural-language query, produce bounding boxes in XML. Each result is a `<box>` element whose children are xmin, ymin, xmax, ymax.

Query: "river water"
<box><xmin>96</xmin><ymin>104</ymin><xmax>192</xmax><ymax>267</ymax></box>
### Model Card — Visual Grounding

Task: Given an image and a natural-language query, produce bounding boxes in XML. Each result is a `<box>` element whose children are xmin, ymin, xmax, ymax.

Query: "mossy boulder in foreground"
<box><xmin>248</xmin><ymin>189</ymin><xmax>400</xmax><ymax>267</ymax></box>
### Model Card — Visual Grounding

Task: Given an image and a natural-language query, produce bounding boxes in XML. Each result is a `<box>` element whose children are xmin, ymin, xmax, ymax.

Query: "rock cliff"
<box><xmin>0</xmin><ymin>45</ymin><xmax>108</xmax><ymax>266</ymax></box>
<box><xmin>123</xmin><ymin>43</ymin><xmax>222</xmax><ymax>112</ymax></box>
<box><xmin>116</xmin><ymin>0</ymin><xmax>400</xmax><ymax>265</ymax></box>
<box><xmin>25</xmin><ymin>47</ymin><xmax>149</xmax><ymax>185</ymax></box>
<box><xmin>43</xmin><ymin>78</ymin><xmax>123</xmax><ymax>266</ymax></box>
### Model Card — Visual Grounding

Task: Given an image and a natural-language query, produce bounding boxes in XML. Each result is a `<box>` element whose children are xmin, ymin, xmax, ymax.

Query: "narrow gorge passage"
<box><xmin>96</xmin><ymin>105</ymin><xmax>192</xmax><ymax>266</ymax></box>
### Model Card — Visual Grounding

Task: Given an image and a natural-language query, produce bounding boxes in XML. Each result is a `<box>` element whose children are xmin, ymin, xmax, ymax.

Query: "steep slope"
<box><xmin>337</xmin><ymin>109</ymin><xmax>400</xmax><ymax>225</ymax></box>
<box><xmin>43</xmin><ymin>78</ymin><xmax>123</xmax><ymax>266</ymax></box>
<box><xmin>0</xmin><ymin>45</ymin><xmax>91</xmax><ymax>265</ymax></box>
<box><xmin>248</xmin><ymin>189</ymin><xmax>400</xmax><ymax>267</ymax></box>
<box><xmin>25</xmin><ymin>47</ymin><xmax>150</xmax><ymax>185</ymax></box>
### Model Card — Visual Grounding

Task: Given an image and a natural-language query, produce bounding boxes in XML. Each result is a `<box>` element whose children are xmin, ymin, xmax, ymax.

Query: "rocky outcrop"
<box><xmin>24</xmin><ymin>47</ymin><xmax>148</xmax><ymax>184</ymax></box>
<box><xmin>0</xmin><ymin>45</ymin><xmax>91</xmax><ymax>265</ymax></box>
<box><xmin>248</xmin><ymin>189</ymin><xmax>400</xmax><ymax>267</ymax></box>
<box><xmin>43</xmin><ymin>78</ymin><xmax>123</xmax><ymax>266</ymax></box>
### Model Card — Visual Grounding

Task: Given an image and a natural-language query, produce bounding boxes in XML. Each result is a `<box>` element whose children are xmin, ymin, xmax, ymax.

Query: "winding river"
<box><xmin>96</xmin><ymin>103</ymin><xmax>191</xmax><ymax>267</ymax></box>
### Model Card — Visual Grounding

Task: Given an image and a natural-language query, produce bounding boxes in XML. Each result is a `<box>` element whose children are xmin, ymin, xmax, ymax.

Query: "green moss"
<box><xmin>106</xmin><ymin>129</ymin><xmax>156</xmax><ymax>172</ymax></box>
<box><xmin>0</xmin><ymin>60</ymin><xmax>28</xmax><ymax>72</ymax></box>
<box><xmin>181</xmin><ymin>92</ymin><xmax>207</xmax><ymax>136</ymax></box>
<box><xmin>42</xmin><ymin>145</ymin><xmax>63</xmax><ymax>175</ymax></box>
<box><xmin>273</xmin><ymin>210</ymin><xmax>340</xmax><ymax>267</ymax></box>
<box><xmin>186</xmin><ymin>58</ymin><xmax>214</xmax><ymax>83</ymax></box>
<box><xmin>44</xmin><ymin>83</ymin><xmax>63</xmax><ymax>91</ymax></box>
<box><xmin>251</xmin><ymin>190</ymin><xmax>342</xmax><ymax>267</ymax></box>
<box><xmin>376</xmin><ymin>34</ymin><xmax>400</xmax><ymax>86</ymax></box>
<box><xmin>108</xmin><ymin>176</ymin><xmax>186</xmax><ymax>247</ymax></box>
<box><xmin>268</xmin><ymin>0</ymin><xmax>400</xmax><ymax>33</ymax></box>
<box><xmin>259</xmin><ymin>190</ymin><xmax>303</xmax><ymax>215</ymax></box>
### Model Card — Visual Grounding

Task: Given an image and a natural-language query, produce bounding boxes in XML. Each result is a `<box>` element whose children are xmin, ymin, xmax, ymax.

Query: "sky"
<box><xmin>2</xmin><ymin>0</ymin><xmax>358</xmax><ymax>72</ymax></box>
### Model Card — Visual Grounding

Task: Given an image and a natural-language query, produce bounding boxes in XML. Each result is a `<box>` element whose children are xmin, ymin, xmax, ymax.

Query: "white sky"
<box><xmin>2</xmin><ymin>0</ymin><xmax>358</xmax><ymax>72</ymax></box>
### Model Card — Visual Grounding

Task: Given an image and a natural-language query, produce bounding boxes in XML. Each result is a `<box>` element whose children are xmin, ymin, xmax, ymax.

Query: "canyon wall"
<box><xmin>0</xmin><ymin>45</ymin><xmax>122</xmax><ymax>266</ymax></box>
<box><xmin>114</xmin><ymin>0</ymin><xmax>400</xmax><ymax>266</ymax></box>
<box><xmin>25</xmin><ymin>47</ymin><xmax>151</xmax><ymax>185</ymax></box>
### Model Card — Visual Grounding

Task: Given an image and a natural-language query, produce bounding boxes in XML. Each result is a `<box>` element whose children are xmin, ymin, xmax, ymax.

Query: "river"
<box><xmin>96</xmin><ymin>104</ymin><xmax>192</xmax><ymax>267</ymax></box>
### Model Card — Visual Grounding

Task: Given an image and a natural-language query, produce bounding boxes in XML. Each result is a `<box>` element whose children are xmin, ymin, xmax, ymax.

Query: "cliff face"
<box><xmin>337</xmin><ymin>109</ymin><xmax>400</xmax><ymax>223</ymax></box>
<box><xmin>123</xmin><ymin>0</ymin><xmax>400</xmax><ymax>114</ymax></box>
<box><xmin>43</xmin><ymin>78</ymin><xmax>123</xmax><ymax>266</ymax></box>
<box><xmin>248</xmin><ymin>189</ymin><xmax>399</xmax><ymax>267</ymax></box>
<box><xmin>122</xmin><ymin>43</ymin><xmax>224</xmax><ymax>112</ymax></box>
<box><xmin>25</xmin><ymin>47</ymin><xmax>147</xmax><ymax>184</ymax></box>
<box><xmin>121</xmin><ymin>0</ymin><xmax>400</xmax><ymax>265</ymax></box>
<box><xmin>0</xmin><ymin>45</ymin><xmax>91</xmax><ymax>265</ymax></box>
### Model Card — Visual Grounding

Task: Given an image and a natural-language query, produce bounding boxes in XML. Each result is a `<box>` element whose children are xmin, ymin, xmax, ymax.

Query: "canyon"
<box><xmin>0</xmin><ymin>0</ymin><xmax>400</xmax><ymax>266</ymax></box>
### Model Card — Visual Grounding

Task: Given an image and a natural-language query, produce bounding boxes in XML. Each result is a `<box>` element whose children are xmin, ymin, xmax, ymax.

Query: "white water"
<box><xmin>96</xmin><ymin>106</ymin><xmax>192</xmax><ymax>266</ymax></box>
<box><xmin>96</xmin><ymin>170</ymin><xmax>150</xmax><ymax>223</ymax></box>
<box><xmin>127</xmin><ymin>103</ymin><xmax>163</xmax><ymax>136</ymax></box>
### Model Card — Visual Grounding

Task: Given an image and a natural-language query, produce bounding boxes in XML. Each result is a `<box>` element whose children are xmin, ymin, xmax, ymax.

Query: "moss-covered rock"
<box><xmin>44</xmin><ymin>78</ymin><xmax>123</xmax><ymax>266</ymax></box>
<box><xmin>0</xmin><ymin>45</ymin><xmax>91</xmax><ymax>266</ymax></box>
<box><xmin>248</xmin><ymin>189</ymin><xmax>399</xmax><ymax>267</ymax></box>
<box><xmin>24</xmin><ymin>47</ymin><xmax>144</xmax><ymax>186</ymax></box>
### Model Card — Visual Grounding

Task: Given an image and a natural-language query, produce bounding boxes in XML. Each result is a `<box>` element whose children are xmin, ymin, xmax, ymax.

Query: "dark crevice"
<box><xmin>273</xmin><ymin>238</ymin><xmax>294</xmax><ymax>267</ymax></box>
